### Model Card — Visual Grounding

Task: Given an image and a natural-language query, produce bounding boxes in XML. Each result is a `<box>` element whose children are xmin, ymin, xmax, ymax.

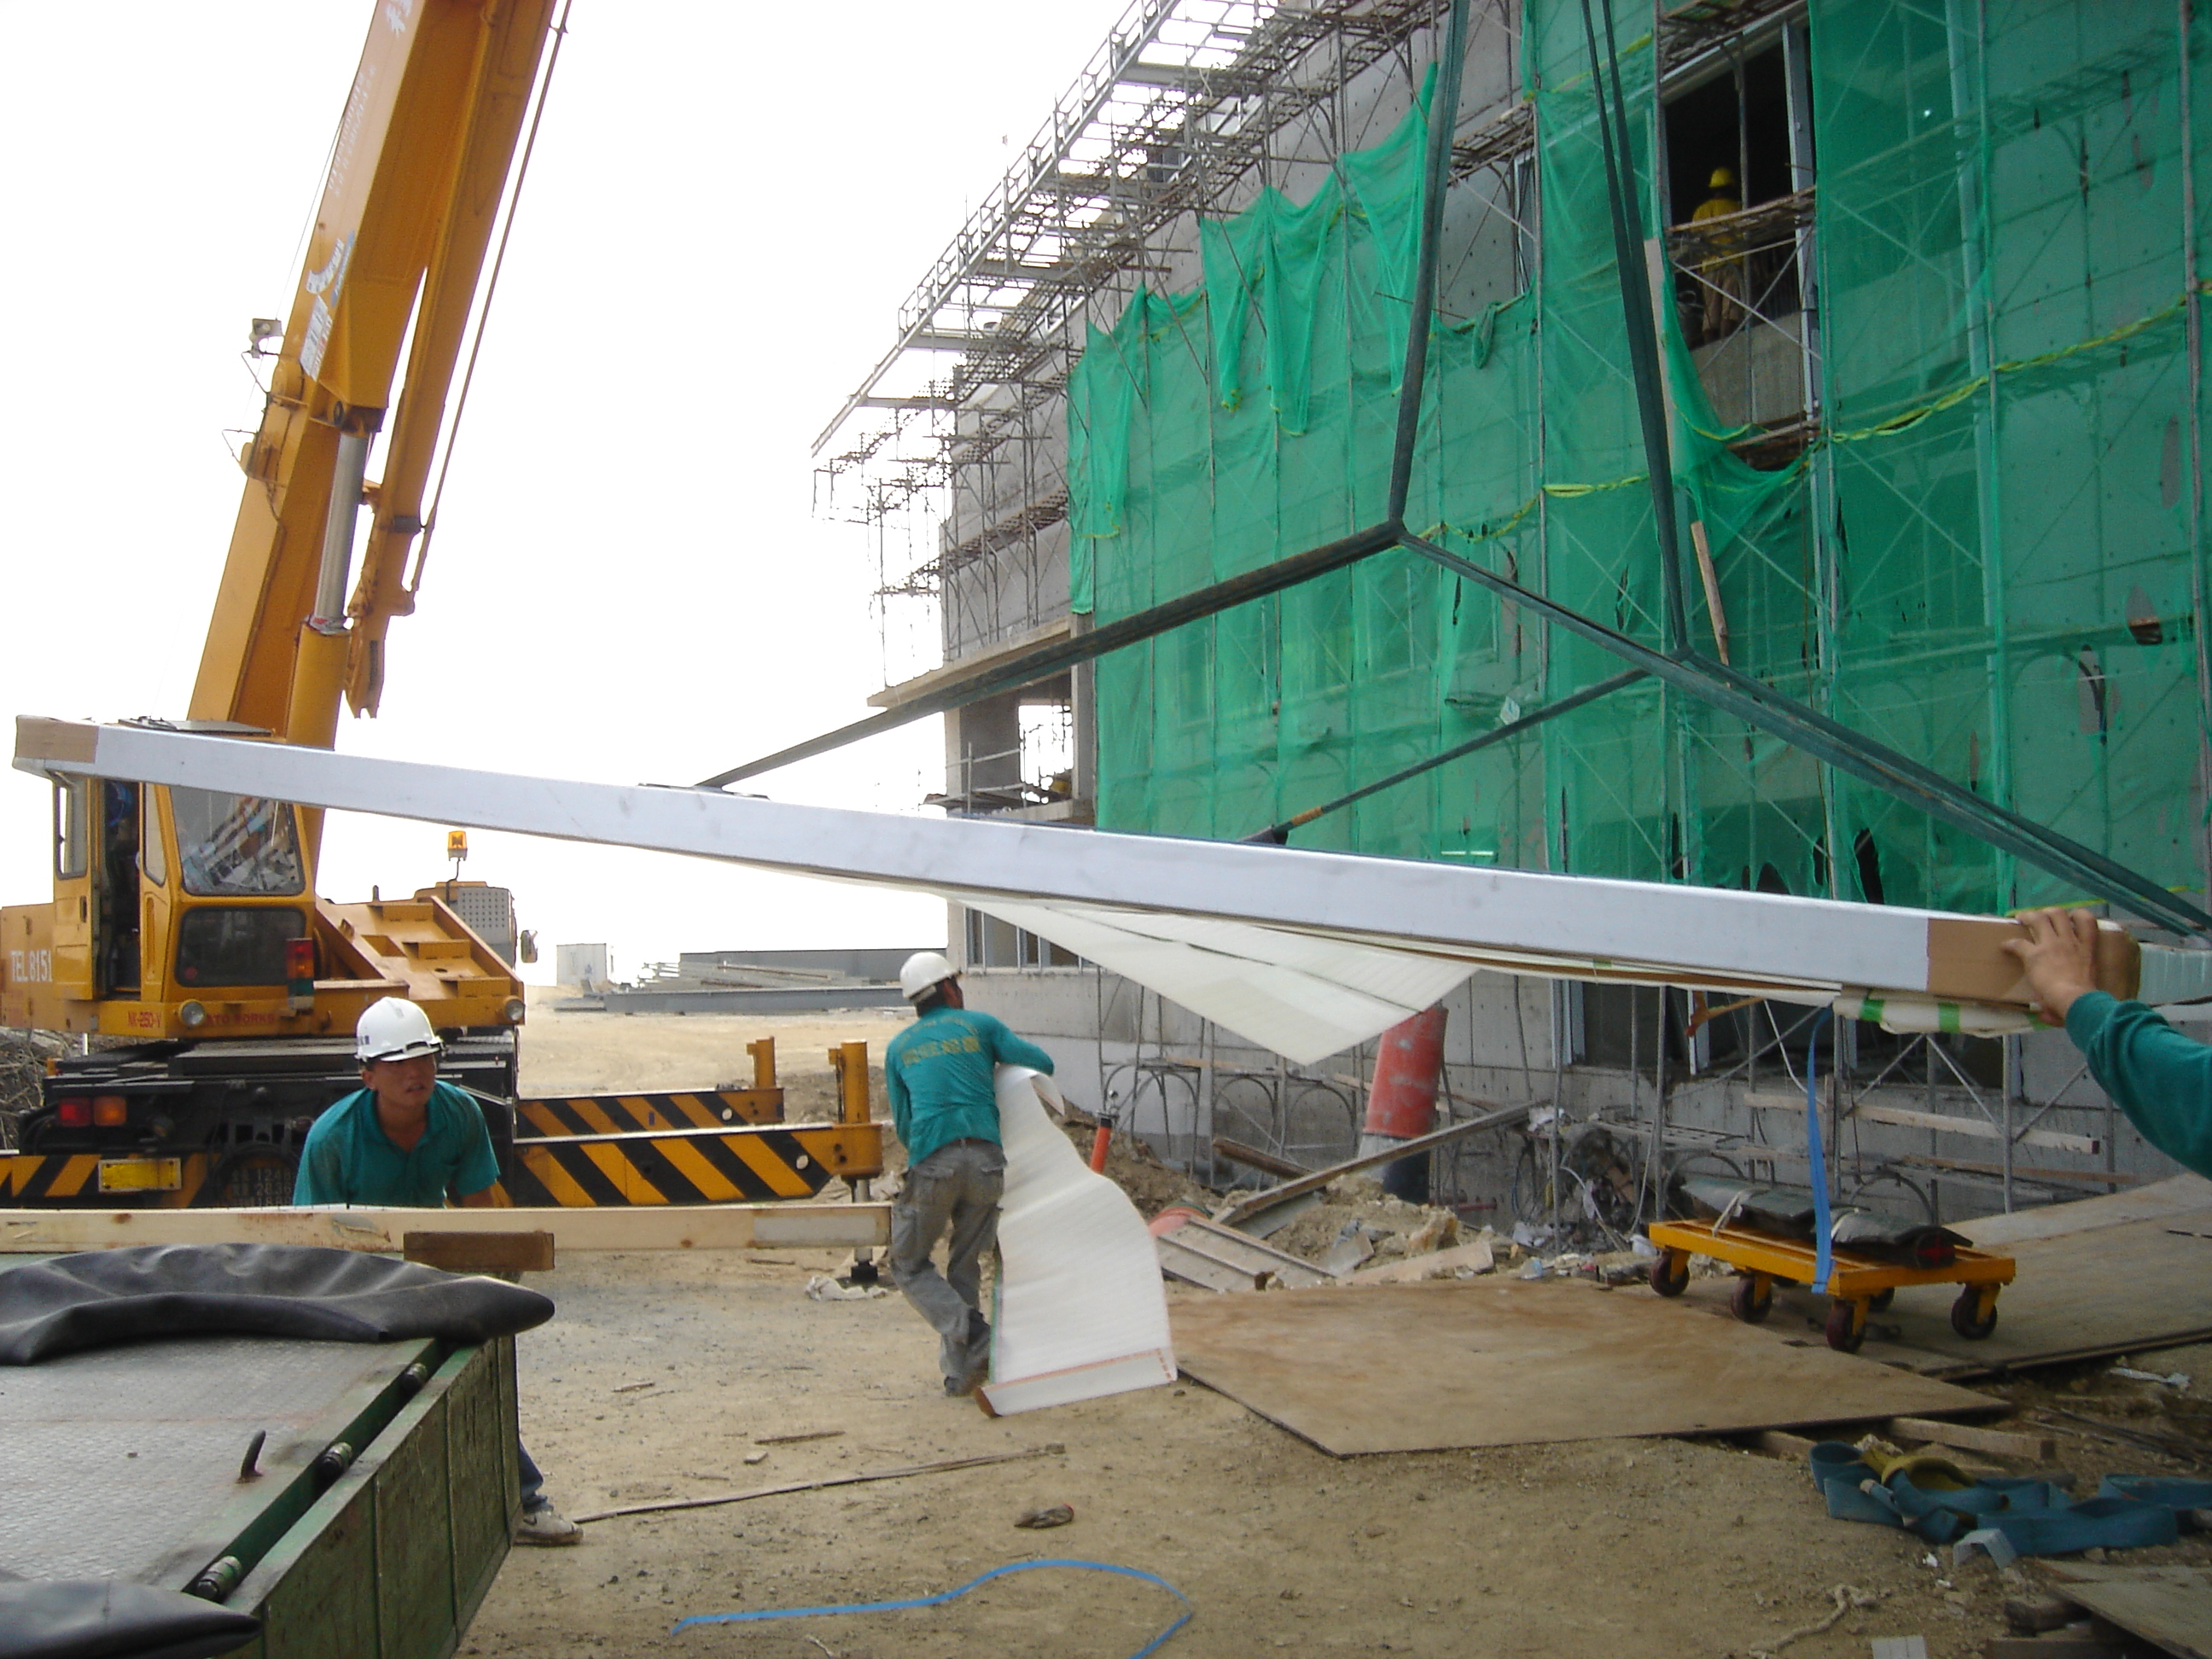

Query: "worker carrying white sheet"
<box><xmin>883</xmin><ymin>952</ymin><xmax>1057</xmax><ymax>1396</ymax></box>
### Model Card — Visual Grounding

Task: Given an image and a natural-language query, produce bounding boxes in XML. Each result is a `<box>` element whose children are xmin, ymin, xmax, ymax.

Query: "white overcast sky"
<box><xmin>0</xmin><ymin>1</ymin><xmax>1126</xmax><ymax>981</ymax></box>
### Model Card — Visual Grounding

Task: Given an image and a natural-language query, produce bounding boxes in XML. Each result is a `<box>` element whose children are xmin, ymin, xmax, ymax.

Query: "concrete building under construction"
<box><xmin>816</xmin><ymin>0</ymin><xmax>2212</xmax><ymax>1231</ymax></box>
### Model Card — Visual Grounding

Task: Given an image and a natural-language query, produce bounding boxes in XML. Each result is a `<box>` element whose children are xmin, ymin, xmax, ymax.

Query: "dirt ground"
<box><xmin>516</xmin><ymin>986</ymin><xmax>911</xmax><ymax>1122</ymax></box>
<box><xmin>468</xmin><ymin>998</ymin><xmax>2212</xmax><ymax>1658</ymax></box>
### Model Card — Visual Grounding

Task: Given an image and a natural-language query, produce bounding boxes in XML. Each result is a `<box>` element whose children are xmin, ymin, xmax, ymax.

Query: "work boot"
<box><xmin>515</xmin><ymin>1501</ymin><xmax>583</xmax><ymax>1545</ymax></box>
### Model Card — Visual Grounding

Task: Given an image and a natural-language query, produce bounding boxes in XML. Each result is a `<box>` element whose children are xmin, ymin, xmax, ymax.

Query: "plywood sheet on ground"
<box><xmin>2046</xmin><ymin>1564</ymin><xmax>2212</xmax><ymax>1659</ymax></box>
<box><xmin>1958</xmin><ymin>1174</ymin><xmax>2212</xmax><ymax>1249</ymax></box>
<box><xmin>1167</xmin><ymin>1278</ymin><xmax>1988</xmax><ymax>1457</ymax></box>
<box><xmin>1681</xmin><ymin>1213</ymin><xmax>2212</xmax><ymax>1376</ymax></box>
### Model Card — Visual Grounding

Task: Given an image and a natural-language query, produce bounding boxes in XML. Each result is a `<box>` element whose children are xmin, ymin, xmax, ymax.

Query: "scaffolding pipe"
<box><xmin>1248</xmin><ymin>669</ymin><xmax>1646</xmax><ymax>844</ymax></box>
<box><xmin>1397</xmin><ymin>528</ymin><xmax>2212</xmax><ymax>936</ymax></box>
<box><xmin>1386</xmin><ymin>0</ymin><xmax>1472</xmax><ymax>524</ymax></box>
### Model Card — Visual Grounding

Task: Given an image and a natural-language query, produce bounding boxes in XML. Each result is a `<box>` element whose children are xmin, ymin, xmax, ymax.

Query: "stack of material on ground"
<box><xmin>558</xmin><ymin>948</ymin><xmax>932</xmax><ymax>1016</ymax></box>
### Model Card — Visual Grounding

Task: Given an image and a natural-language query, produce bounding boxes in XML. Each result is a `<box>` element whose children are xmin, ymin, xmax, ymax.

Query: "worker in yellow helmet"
<box><xmin>1689</xmin><ymin>163</ymin><xmax>1746</xmax><ymax>341</ymax></box>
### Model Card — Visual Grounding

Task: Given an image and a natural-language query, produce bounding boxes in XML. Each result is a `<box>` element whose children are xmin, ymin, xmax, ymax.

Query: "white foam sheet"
<box><xmin>954</xmin><ymin>895</ymin><xmax>1475</xmax><ymax>1066</ymax></box>
<box><xmin>978</xmin><ymin>1067</ymin><xmax>1176</xmax><ymax>1417</ymax></box>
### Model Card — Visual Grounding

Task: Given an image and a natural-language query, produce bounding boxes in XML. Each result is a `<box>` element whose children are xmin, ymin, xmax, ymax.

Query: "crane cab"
<box><xmin>6</xmin><ymin>768</ymin><xmax>525</xmax><ymax>1042</ymax></box>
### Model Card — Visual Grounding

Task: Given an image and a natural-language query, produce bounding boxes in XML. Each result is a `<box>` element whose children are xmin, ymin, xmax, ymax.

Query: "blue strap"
<box><xmin>672</xmin><ymin>1558</ymin><xmax>1194</xmax><ymax>1659</ymax></box>
<box><xmin>1807</xmin><ymin>1010</ymin><xmax>1834</xmax><ymax>1295</ymax></box>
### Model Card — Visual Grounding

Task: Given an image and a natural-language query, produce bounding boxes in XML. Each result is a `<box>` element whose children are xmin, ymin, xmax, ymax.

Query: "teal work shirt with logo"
<box><xmin>2065</xmin><ymin>992</ymin><xmax>2212</xmax><ymax>1180</ymax></box>
<box><xmin>293</xmin><ymin>1080</ymin><xmax>501</xmax><ymax>1207</ymax></box>
<box><xmin>884</xmin><ymin>1006</ymin><xmax>1056</xmax><ymax>1169</ymax></box>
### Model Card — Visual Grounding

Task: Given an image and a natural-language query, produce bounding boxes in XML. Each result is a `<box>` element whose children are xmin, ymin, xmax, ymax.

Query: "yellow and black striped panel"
<box><xmin>0</xmin><ymin>1152</ymin><xmax>212</xmax><ymax>1208</ymax></box>
<box><xmin>514</xmin><ymin>1089</ymin><xmax>783</xmax><ymax>1138</ymax></box>
<box><xmin>493</xmin><ymin>1122</ymin><xmax>884</xmax><ymax>1208</ymax></box>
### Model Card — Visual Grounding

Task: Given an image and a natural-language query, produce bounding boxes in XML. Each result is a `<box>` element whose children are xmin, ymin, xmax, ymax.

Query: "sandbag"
<box><xmin>0</xmin><ymin>1243</ymin><xmax>552</xmax><ymax>1365</ymax></box>
<box><xmin>0</xmin><ymin>1578</ymin><xmax>258</xmax><ymax>1659</ymax></box>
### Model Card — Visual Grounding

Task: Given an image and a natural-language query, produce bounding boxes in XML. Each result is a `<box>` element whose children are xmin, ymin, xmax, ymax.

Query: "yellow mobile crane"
<box><xmin>0</xmin><ymin>0</ymin><xmax>557</xmax><ymax>1202</ymax></box>
<box><xmin>0</xmin><ymin>2</ymin><xmax>878</xmax><ymax>1209</ymax></box>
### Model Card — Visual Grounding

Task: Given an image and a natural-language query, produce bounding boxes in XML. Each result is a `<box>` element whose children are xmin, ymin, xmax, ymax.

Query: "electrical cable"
<box><xmin>671</xmin><ymin>1558</ymin><xmax>1194</xmax><ymax>1658</ymax></box>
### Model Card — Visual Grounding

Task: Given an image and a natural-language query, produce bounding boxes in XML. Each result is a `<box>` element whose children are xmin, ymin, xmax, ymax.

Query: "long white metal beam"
<box><xmin>16</xmin><ymin>719</ymin><xmax>2192</xmax><ymax>1062</ymax></box>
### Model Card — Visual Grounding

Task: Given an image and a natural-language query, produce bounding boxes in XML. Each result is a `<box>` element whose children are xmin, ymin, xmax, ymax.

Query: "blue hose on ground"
<box><xmin>672</xmin><ymin>1557</ymin><xmax>1194</xmax><ymax>1657</ymax></box>
<box><xmin>1807</xmin><ymin>1010</ymin><xmax>1834</xmax><ymax>1294</ymax></box>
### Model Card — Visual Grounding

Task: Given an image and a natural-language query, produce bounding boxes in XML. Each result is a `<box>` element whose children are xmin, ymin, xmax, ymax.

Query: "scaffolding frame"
<box><xmin>816</xmin><ymin>0</ymin><xmax>1531</xmax><ymax>688</ymax></box>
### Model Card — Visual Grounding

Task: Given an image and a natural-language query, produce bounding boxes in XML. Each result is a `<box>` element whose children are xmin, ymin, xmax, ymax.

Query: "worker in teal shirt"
<box><xmin>294</xmin><ymin>998</ymin><xmax>579</xmax><ymax>1545</ymax></box>
<box><xmin>883</xmin><ymin>952</ymin><xmax>1056</xmax><ymax>1396</ymax></box>
<box><xmin>2006</xmin><ymin>908</ymin><xmax>2212</xmax><ymax>1178</ymax></box>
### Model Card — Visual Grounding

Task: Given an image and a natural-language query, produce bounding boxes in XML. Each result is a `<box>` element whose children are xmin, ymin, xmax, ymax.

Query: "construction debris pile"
<box><xmin>0</xmin><ymin>1030</ymin><xmax>61</xmax><ymax>1150</ymax></box>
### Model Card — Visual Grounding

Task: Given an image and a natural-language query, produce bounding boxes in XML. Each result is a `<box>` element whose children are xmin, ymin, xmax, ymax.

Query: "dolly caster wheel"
<box><xmin>1950</xmin><ymin>1285</ymin><xmax>1999</xmax><ymax>1340</ymax></box>
<box><xmin>1650</xmin><ymin>1251</ymin><xmax>1690</xmax><ymax>1297</ymax></box>
<box><xmin>1731</xmin><ymin>1274</ymin><xmax>1773</xmax><ymax>1324</ymax></box>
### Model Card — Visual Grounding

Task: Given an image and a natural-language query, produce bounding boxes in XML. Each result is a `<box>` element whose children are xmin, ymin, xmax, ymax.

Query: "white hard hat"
<box><xmin>356</xmin><ymin>997</ymin><xmax>443</xmax><ymax>1064</ymax></box>
<box><xmin>898</xmin><ymin>951</ymin><xmax>958</xmax><ymax>1002</ymax></box>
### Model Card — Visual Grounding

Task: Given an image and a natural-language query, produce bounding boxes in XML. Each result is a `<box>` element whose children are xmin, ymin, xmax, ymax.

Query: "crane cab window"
<box><xmin>176</xmin><ymin>906</ymin><xmax>308</xmax><ymax>988</ymax></box>
<box><xmin>141</xmin><ymin>795</ymin><xmax>166</xmax><ymax>886</ymax></box>
<box><xmin>172</xmin><ymin>789</ymin><xmax>306</xmax><ymax>897</ymax></box>
<box><xmin>97</xmin><ymin>781</ymin><xmax>142</xmax><ymax>994</ymax></box>
<box><xmin>53</xmin><ymin>778</ymin><xmax>88</xmax><ymax>879</ymax></box>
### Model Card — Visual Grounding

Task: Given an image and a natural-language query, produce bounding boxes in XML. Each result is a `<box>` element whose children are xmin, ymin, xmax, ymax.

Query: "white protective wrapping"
<box><xmin>952</xmin><ymin>895</ymin><xmax>1476</xmax><ymax>1064</ymax></box>
<box><xmin>977</xmin><ymin>1067</ymin><xmax>1176</xmax><ymax>1416</ymax></box>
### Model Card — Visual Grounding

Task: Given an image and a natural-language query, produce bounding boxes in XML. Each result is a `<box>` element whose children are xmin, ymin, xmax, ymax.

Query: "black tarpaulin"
<box><xmin>0</xmin><ymin>1578</ymin><xmax>259</xmax><ymax>1659</ymax></box>
<box><xmin>0</xmin><ymin>1243</ymin><xmax>552</xmax><ymax>1365</ymax></box>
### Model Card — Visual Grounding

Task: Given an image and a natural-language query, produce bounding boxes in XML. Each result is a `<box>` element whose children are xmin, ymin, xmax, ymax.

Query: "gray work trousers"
<box><xmin>889</xmin><ymin>1138</ymin><xmax>1004</xmax><ymax>1386</ymax></box>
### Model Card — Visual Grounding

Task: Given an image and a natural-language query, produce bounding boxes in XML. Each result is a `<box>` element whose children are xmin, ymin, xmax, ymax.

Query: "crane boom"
<box><xmin>1</xmin><ymin>2</ymin><xmax>552</xmax><ymax>1118</ymax></box>
<box><xmin>190</xmin><ymin>0</ymin><xmax>556</xmax><ymax>765</ymax></box>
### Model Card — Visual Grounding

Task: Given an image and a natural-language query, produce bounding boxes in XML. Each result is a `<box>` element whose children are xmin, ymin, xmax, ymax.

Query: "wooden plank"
<box><xmin>1214</xmin><ymin>1103</ymin><xmax>1529</xmax><ymax>1227</ymax></box>
<box><xmin>1159</xmin><ymin>1215</ymin><xmax>1332</xmax><ymax>1289</ymax></box>
<box><xmin>1887</xmin><ymin>1415</ymin><xmax>2055</xmax><ymax>1462</ymax></box>
<box><xmin>1958</xmin><ymin>1177</ymin><xmax>2212</xmax><ymax>1249</ymax></box>
<box><xmin>1168</xmin><ymin>1278</ymin><xmax>1991</xmax><ymax>1457</ymax></box>
<box><xmin>403</xmin><ymin>1230</ymin><xmax>556</xmax><ymax>1275</ymax></box>
<box><xmin>1895</xmin><ymin>1155</ymin><xmax>2147</xmax><ymax>1189</ymax></box>
<box><xmin>1345</xmin><ymin>1238</ymin><xmax>1495</xmax><ymax>1284</ymax></box>
<box><xmin>2044</xmin><ymin>1567</ymin><xmax>2212</xmax><ymax>1659</ymax></box>
<box><xmin>1155</xmin><ymin>1235</ymin><xmax>1266</xmax><ymax>1292</ymax></box>
<box><xmin>1746</xmin><ymin>1091</ymin><xmax>2113</xmax><ymax>1167</ymax></box>
<box><xmin>1211</xmin><ymin>1138</ymin><xmax>1311</xmax><ymax>1180</ymax></box>
<box><xmin>0</xmin><ymin>1202</ymin><xmax>889</xmax><ymax>1254</ymax></box>
<box><xmin>1981</xmin><ymin>1640</ymin><xmax>2127</xmax><ymax>1659</ymax></box>
<box><xmin>1854</xmin><ymin>1103</ymin><xmax>2099</xmax><ymax>1157</ymax></box>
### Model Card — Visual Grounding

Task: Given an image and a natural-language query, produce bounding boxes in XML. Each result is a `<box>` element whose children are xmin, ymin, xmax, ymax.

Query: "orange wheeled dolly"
<box><xmin>1645</xmin><ymin>1218</ymin><xmax>2015</xmax><ymax>1353</ymax></box>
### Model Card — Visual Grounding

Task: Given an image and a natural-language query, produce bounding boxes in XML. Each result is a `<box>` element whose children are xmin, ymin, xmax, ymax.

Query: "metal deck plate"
<box><xmin>0</xmin><ymin>1330</ymin><xmax>434</xmax><ymax>1585</ymax></box>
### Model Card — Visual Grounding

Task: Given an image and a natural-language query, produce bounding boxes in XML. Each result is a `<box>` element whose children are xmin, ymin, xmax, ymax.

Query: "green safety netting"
<box><xmin>1066</xmin><ymin>0</ymin><xmax>2210</xmax><ymax>917</ymax></box>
